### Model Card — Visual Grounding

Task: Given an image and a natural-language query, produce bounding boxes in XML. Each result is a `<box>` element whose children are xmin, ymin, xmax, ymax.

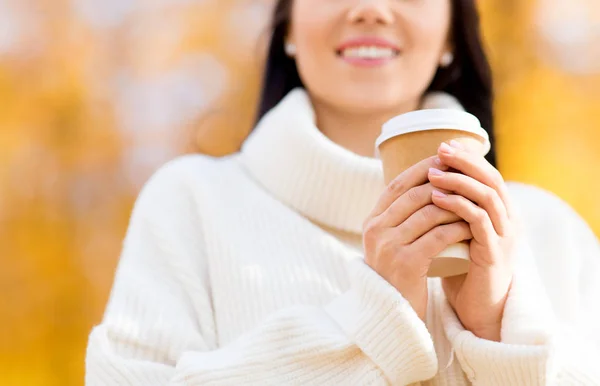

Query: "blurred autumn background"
<box><xmin>1</xmin><ymin>0</ymin><xmax>599</xmax><ymax>385</ymax></box>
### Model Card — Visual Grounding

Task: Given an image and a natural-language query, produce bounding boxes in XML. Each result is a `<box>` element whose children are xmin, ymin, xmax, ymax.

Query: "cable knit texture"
<box><xmin>86</xmin><ymin>89</ymin><xmax>600</xmax><ymax>385</ymax></box>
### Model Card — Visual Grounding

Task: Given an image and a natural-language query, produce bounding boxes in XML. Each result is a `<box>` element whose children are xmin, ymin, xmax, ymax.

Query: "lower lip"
<box><xmin>339</xmin><ymin>55</ymin><xmax>397</xmax><ymax>68</ymax></box>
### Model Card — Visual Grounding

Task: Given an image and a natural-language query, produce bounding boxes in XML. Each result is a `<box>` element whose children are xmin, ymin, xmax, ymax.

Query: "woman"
<box><xmin>86</xmin><ymin>0</ymin><xmax>600</xmax><ymax>384</ymax></box>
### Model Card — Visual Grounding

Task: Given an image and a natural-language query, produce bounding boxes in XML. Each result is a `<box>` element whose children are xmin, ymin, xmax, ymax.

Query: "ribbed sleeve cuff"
<box><xmin>441</xmin><ymin>298</ymin><xmax>556</xmax><ymax>385</ymax></box>
<box><xmin>324</xmin><ymin>260</ymin><xmax>438</xmax><ymax>385</ymax></box>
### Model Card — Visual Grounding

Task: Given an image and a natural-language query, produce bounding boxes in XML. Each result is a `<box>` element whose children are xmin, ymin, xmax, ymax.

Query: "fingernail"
<box><xmin>429</xmin><ymin>167</ymin><xmax>445</xmax><ymax>177</ymax></box>
<box><xmin>432</xmin><ymin>190</ymin><xmax>447</xmax><ymax>198</ymax></box>
<box><xmin>439</xmin><ymin>142</ymin><xmax>455</xmax><ymax>154</ymax></box>
<box><xmin>450</xmin><ymin>140</ymin><xmax>463</xmax><ymax>149</ymax></box>
<box><xmin>433</xmin><ymin>157</ymin><xmax>443</xmax><ymax>166</ymax></box>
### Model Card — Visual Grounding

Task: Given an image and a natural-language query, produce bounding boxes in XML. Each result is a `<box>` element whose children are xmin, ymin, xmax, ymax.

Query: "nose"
<box><xmin>347</xmin><ymin>0</ymin><xmax>394</xmax><ymax>26</ymax></box>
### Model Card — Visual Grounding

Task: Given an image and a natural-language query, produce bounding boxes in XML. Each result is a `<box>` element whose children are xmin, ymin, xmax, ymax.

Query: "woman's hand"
<box><xmin>363</xmin><ymin>156</ymin><xmax>473</xmax><ymax>321</ymax></box>
<box><xmin>428</xmin><ymin>140</ymin><xmax>516</xmax><ymax>341</ymax></box>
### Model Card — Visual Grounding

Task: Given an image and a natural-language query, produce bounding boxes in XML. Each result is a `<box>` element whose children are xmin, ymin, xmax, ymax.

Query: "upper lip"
<box><xmin>336</xmin><ymin>37</ymin><xmax>401</xmax><ymax>54</ymax></box>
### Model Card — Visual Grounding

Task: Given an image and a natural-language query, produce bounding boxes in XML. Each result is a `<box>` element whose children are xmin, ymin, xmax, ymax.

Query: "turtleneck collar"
<box><xmin>240</xmin><ymin>88</ymin><xmax>464</xmax><ymax>235</ymax></box>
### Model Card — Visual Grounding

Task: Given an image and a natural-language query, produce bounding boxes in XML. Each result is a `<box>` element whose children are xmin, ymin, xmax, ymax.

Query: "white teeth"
<box><xmin>341</xmin><ymin>46</ymin><xmax>397</xmax><ymax>59</ymax></box>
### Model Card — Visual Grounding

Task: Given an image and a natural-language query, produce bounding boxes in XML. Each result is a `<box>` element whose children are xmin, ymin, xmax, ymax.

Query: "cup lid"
<box><xmin>375</xmin><ymin>109</ymin><xmax>491</xmax><ymax>155</ymax></box>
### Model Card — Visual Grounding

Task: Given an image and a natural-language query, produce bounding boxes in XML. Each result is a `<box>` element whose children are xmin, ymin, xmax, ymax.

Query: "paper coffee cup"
<box><xmin>376</xmin><ymin>109</ymin><xmax>491</xmax><ymax>278</ymax></box>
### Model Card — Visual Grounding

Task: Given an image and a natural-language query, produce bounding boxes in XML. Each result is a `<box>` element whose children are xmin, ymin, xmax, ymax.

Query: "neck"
<box><xmin>240</xmin><ymin>88</ymin><xmax>464</xmax><ymax>234</ymax></box>
<box><xmin>311</xmin><ymin>97</ymin><xmax>420</xmax><ymax>158</ymax></box>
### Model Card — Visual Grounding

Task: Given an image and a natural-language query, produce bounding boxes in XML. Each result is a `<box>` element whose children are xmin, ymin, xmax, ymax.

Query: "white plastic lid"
<box><xmin>376</xmin><ymin>109</ymin><xmax>491</xmax><ymax>154</ymax></box>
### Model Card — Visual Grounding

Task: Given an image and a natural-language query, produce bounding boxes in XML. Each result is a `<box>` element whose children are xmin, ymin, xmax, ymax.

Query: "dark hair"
<box><xmin>255</xmin><ymin>0</ymin><xmax>496</xmax><ymax>166</ymax></box>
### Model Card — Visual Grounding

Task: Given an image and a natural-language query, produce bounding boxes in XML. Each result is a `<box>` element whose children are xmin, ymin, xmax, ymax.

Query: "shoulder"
<box><xmin>146</xmin><ymin>153</ymin><xmax>238</xmax><ymax>187</ymax></box>
<box><xmin>132</xmin><ymin>153</ymin><xmax>241</xmax><ymax>218</ymax></box>
<box><xmin>506</xmin><ymin>181</ymin><xmax>564</xmax><ymax>206</ymax></box>
<box><xmin>505</xmin><ymin>181</ymin><xmax>599</xmax><ymax>257</ymax></box>
<box><xmin>505</xmin><ymin>181</ymin><xmax>575</xmax><ymax>220</ymax></box>
<box><xmin>141</xmin><ymin>153</ymin><xmax>240</xmax><ymax>195</ymax></box>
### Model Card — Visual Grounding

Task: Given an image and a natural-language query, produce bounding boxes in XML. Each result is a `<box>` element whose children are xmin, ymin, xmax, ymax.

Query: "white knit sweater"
<box><xmin>86</xmin><ymin>89</ymin><xmax>600</xmax><ymax>385</ymax></box>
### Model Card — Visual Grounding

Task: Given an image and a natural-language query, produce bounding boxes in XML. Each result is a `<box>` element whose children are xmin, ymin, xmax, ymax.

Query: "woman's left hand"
<box><xmin>428</xmin><ymin>140</ymin><xmax>516</xmax><ymax>342</ymax></box>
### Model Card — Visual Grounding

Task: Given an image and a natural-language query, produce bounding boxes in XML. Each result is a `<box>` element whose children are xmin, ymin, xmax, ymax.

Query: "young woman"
<box><xmin>86</xmin><ymin>0</ymin><xmax>600</xmax><ymax>384</ymax></box>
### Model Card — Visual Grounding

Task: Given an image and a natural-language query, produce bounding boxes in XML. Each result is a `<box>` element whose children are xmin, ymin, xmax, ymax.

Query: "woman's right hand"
<box><xmin>363</xmin><ymin>156</ymin><xmax>473</xmax><ymax>320</ymax></box>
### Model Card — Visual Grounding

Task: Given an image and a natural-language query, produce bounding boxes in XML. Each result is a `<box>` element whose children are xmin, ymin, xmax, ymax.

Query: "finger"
<box><xmin>408</xmin><ymin>221</ymin><xmax>473</xmax><ymax>259</ymax></box>
<box><xmin>396</xmin><ymin>204</ymin><xmax>463</xmax><ymax>244</ymax></box>
<box><xmin>369</xmin><ymin>156</ymin><xmax>449</xmax><ymax>218</ymax></box>
<box><xmin>377</xmin><ymin>183</ymin><xmax>452</xmax><ymax>228</ymax></box>
<box><xmin>431</xmin><ymin>191</ymin><xmax>496</xmax><ymax>246</ymax></box>
<box><xmin>437</xmin><ymin>141</ymin><xmax>513</xmax><ymax>215</ymax></box>
<box><xmin>428</xmin><ymin>169</ymin><xmax>509</xmax><ymax>236</ymax></box>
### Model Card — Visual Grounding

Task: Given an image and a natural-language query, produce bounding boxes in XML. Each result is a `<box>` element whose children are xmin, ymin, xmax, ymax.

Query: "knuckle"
<box><xmin>363</xmin><ymin>220</ymin><xmax>382</xmax><ymax>247</ymax></box>
<box><xmin>432</xmin><ymin>227</ymin><xmax>450</xmax><ymax>244</ymax></box>
<box><xmin>362</xmin><ymin>214</ymin><xmax>377</xmax><ymax>231</ymax></box>
<box><xmin>384</xmin><ymin>200</ymin><xmax>400</xmax><ymax>218</ymax></box>
<box><xmin>406</xmin><ymin>186</ymin><xmax>422</xmax><ymax>204</ymax></box>
<box><xmin>474</xmin><ymin>208</ymin><xmax>488</xmax><ymax>223</ymax></box>
<box><xmin>363</xmin><ymin>218</ymin><xmax>379</xmax><ymax>238</ymax></box>
<box><xmin>420</xmin><ymin>204</ymin><xmax>439</xmax><ymax>222</ymax></box>
<box><xmin>483</xmin><ymin>187</ymin><xmax>497</xmax><ymax>206</ymax></box>
<box><xmin>387</xmin><ymin>177</ymin><xmax>405</xmax><ymax>195</ymax></box>
<box><xmin>378</xmin><ymin>236</ymin><xmax>400</xmax><ymax>257</ymax></box>
<box><xmin>427</xmin><ymin>155</ymin><xmax>440</xmax><ymax>166</ymax></box>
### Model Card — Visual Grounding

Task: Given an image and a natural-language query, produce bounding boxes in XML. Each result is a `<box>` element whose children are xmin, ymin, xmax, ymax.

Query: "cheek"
<box><xmin>292</xmin><ymin>0</ymin><xmax>332</xmax><ymax>52</ymax></box>
<box><xmin>406</xmin><ymin>6</ymin><xmax>451</xmax><ymax>62</ymax></box>
<box><xmin>291</xmin><ymin>1</ymin><xmax>338</xmax><ymax>82</ymax></box>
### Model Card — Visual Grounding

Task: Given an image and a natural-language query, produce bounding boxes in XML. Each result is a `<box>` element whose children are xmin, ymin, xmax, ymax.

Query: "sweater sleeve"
<box><xmin>85</xmin><ymin>159</ymin><xmax>438</xmax><ymax>386</ymax></box>
<box><xmin>440</xmin><ymin>184</ymin><xmax>600</xmax><ymax>385</ymax></box>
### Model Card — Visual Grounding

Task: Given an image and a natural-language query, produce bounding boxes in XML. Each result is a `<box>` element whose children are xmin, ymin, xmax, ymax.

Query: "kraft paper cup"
<box><xmin>376</xmin><ymin>109</ymin><xmax>491</xmax><ymax>278</ymax></box>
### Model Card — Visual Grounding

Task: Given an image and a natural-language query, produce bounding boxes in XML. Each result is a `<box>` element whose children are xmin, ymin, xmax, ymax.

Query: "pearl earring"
<box><xmin>440</xmin><ymin>52</ymin><xmax>454</xmax><ymax>68</ymax></box>
<box><xmin>285</xmin><ymin>42</ymin><xmax>297</xmax><ymax>57</ymax></box>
